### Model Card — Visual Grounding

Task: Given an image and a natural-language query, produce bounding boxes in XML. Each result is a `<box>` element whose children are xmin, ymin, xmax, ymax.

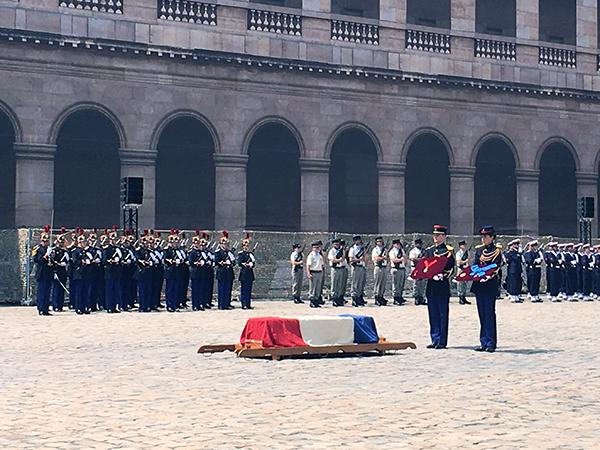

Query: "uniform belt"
<box><xmin>310</xmin><ymin>270</ymin><xmax>322</xmax><ymax>273</ymax></box>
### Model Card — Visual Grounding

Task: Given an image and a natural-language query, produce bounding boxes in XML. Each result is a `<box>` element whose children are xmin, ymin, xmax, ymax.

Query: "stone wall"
<box><xmin>2</xmin><ymin>228</ymin><xmax>593</xmax><ymax>305</ymax></box>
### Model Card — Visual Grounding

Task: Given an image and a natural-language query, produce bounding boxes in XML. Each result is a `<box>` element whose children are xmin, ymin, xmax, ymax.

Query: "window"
<box><xmin>407</xmin><ymin>0</ymin><xmax>450</xmax><ymax>29</ymax></box>
<box><xmin>476</xmin><ymin>0</ymin><xmax>516</xmax><ymax>37</ymax></box>
<box><xmin>539</xmin><ymin>0</ymin><xmax>576</xmax><ymax>45</ymax></box>
<box><xmin>250</xmin><ymin>0</ymin><xmax>302</xmax><ymax>8</ymax></box>
<box><xmin>331</xmin><ymin>0</ymin><xmax>379</xmax><ymax>20</ymax></box>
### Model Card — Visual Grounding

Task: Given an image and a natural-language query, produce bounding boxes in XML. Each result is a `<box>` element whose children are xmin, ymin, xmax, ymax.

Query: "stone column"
<box><xmin>377</xmin><ymin>162</ymin><xmax>405</xmax><ymax>234</ymax></box>
<box><xmin>515</xmin><ymin>169</ymin><xmax>539</xmax><ymax>236</ymax></box>
<box><xmin>303</xmin><ymin>0</ymin><xmax>331</xmax><ymax>13</ymax></box>
<box><xmin>576</xmin><ymin>171</ymin><xmax>598</xmax><ymax>238</ymax></box>
<box><xmin>577</xmin><ymin>0</ymin><xmax>597</xmax><ymax>49</ymax></box>
<box><xmin>119</xmin><ymin>148</ymin><xmax>157</xmax><ymax>231</ymax></box>
<box><xmin>451</xmin><ymin>0</ymin><xmax>476</xmax><ymax>32</ymax></box>
<box><xmin>516</xmin><ymin>0</ymin><xmax>539</xmax><ymax>40</ymax></box>
<box><xmin>213</xmin><ymin>154</ymin><xmax>248</xmax><ymax>231</ymax></box>
<box><xmin>299</xmin><ymin>158</ymin><xmax>329</xmax><ymax>232</ymax></box>
<box><xmin>449</xmin><ymin>166</ymin><xmax>476</xmax><ymax>235</ymax></box>
<box><xmin>14</xmin><ymin>143</ymin><xmax>56</xmax><ymax>227</ymax></box>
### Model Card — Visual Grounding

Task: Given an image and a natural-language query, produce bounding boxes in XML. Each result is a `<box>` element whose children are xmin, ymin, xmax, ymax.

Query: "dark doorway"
<box><xmin>474</xmin><ymin>138</ymin><xmax>517</xmax><ymax>234</ymax></box>
<box><xmin>156</xmin><ymin>116</ymin><xmax>215</xmax><ymax>230</ymax></box>
<box><xmin>539</xmin><ymin>0</ymin><xmax>576</xmax><ymax>45</ymax></box>
<box><xmin>0</xmin><ymin>110</ymin><xmax>15</xmax><ymax>229</ymax></box>
<box><xmin>405</xmin><ymin>133</ymin><xmax>450</xmax><ymax>233</ymax></box>
<box><xmin>476</xmin><ymin>0</ymin><xmax>516</xmax><ymax>36</ymax></box>
<box><xmin>539</xmin><ymin>143</ymin><xmax>577</xmax><ymax>237</ymax></box>
<box><xmin>54</xmin><ymin>110</ymin><xmax>121</xmax><ymax>228</ymax></box>
<box><xmin>407</xmin><ymin>0</ymin><xmax>451</xmax><ymax>29</ymax></box>
<box><xmin>246</xmin><ymin>123</ymin><xmax>301</xmax><ymax>231</ymax></box>
<box><xmin>329</xmin><ymin>128</ymin><xmax>378</xmax><ymax>233</ymax></box>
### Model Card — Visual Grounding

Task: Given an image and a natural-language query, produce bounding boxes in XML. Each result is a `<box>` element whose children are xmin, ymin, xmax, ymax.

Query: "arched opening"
<box><xmin>539</xmin><ymin>143</ymin><xmax>577</xmax><ymax>237</ymax></box>
<box><xmin>246</xmin><ymin>122</ymin><xmax>301</xmax><ymax>231</ymax></box>
<box><xmin>54</xmin><ymin>109</ymin><xmax>121</xmax><ymax>228</ymax></box>
<box><xmin>329</xmin><ymin>127</ymin><xmax>379</xmax><ymax>233</ymax></box>
<box><xmin>405</xmin><ymin>133</ymin><xmax>450</xmax><ymax>233</ymax></box>
<box><xmin>474</xmin><ymin>138</ymin><xmax>517</xmax><ymax>234</ymax></box>
<box><xmin>156</xmin><ymin>116</ymin><xmax>215</xmax><ymax>229</ymax></box>
<box><xmin>0</xmin><ymin>110</ymin><xmax>15</xmax><ymax>228</ymax></box>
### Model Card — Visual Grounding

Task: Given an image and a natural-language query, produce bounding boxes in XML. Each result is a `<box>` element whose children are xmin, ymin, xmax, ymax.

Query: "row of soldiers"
<box><xmin>32</xmin><ymin>227</ymin><xmax>256</xmax><ymax>316</ymax></box>
<box><xmin>505</xmin><ymin>239</ymin><xmax>600</xmax><ymax>303</ymax></box>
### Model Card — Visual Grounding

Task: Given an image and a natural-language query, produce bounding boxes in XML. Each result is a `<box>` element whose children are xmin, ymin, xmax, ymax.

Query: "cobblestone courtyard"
<box><xmin>2</xmin><ymin>299</ymin><xmax>600</xmax><ymax>449</ymax></box>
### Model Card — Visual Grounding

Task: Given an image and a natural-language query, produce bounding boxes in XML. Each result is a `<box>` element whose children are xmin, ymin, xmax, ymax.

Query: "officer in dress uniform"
<box><xmin>200</xmin><ymin>233</ymin><xmax>215</xmax><ymax>309</ymax></box>
<box><xmin>306</xmin><ymin>241</ymin><xmax>325</xmax><ymax>308</ymax></box>
<box><xmin>371</xmin><ymin>237</ymin><xmax>388</xmax><ymax>306</ymax></box>
<box><xmin>151</xmin><ymin>231</ymin><xmax>165</xmax><ymax>310</ymax></box>
<box><xmin>582</xmin><ymin>244</ymin><xmax>594</xmax><ymax>301</ymax></box>
<box><xmin>574</xmin><ymin>243</ymin><xmax>584</xmax><ymax>300</ymax></box>
<box><xmin>214</xmin><ymin>231</ymin><xmax>236</xmax><ymax>310</ymax></box>
<box><xmin>471</xmin><ymin>225</ymin><xmax>503</xmax><ymax>353</ymax></box>
<box><xmin>135</xmin><ymin>231</ymin><xmax>153</xmax><ymax>313</ymax></box>
<box><xmin>33</xmin><ymin>225</ymin><xmax>53</xmax><ymax>316</ymax></box>
<box><xmin>96</xmin><ymin>233</ymin><xmax>109</xmax><ymax>311</ymax></box>
<box><xmin>290</xmin><ymin>243</ymin><xmax>304</xmax><ymax>304</ymax></box>
<box><xmin>409</xmin><ymin>239</ymin><xmax>427</xmax><ymax>305</ymax></box>
<box><xmin>544</xmin><ymin>242</ymin><xmax>561</xmax><ymax>302</ymax></box>
<box><xmin>188</xmin><ymin>231</ymin><xmax>206</xmax><ymax>311</ymax></box>
<box><xmin>348</xmin><ymin>235</ymin><xmax>367</xmax><ymax>307</ymax></box>
<box><xmin>164</xmin><ymin>229</ymin><xmax>184</xmax><ymax>312</ymax></box>
<box><xmin>340</xmin><ymin>240</ymin><xmax>349</xmax><ymax>304</ymax></box>
<box><xmin>523</xmin><ymin>240</ymin><xmax>543</xmax><ymax>303</ymax></box>
<box><xmin>51</xmin><ymin>229</ymin><xmax>69</xmax><ymax>312</ymax></box>
<box><xmin>557</xmin><ymin>244</ymin><xmax>568</xmax><ymax>300</ymax></box>
<box><xmin>178</xmin><ymin>232</ymin><xmax>190</xmax><ymax>309</ymax></box>
<box><xmin>563</xmin><ymin>243</ymin><xmax>578</xmax><ymax>302</ymax></box>
<box><xmin>121</xmin><ymin>230</ymin><xmax>138</xmax><ymax>310</ymax></box>
<box><xmin>455</xmin><ymin>240</ymin><xmax>471</xmax><ymax>305</ymax></box>
<box><xmin>71</xmin><ymin>233</ymin><xmax>87</xmax><ymax>315</ymax></box>
<box><xmin>103</xmin><ymin>227</ymin><xmax>123</xmax><ymax>313</ymax></box>
<box><xmin>389</xmin><ymin>239</ymin><xmax>407</xmax><ymax>305</ymax></box>
<box><xmin>66</xmin><ymin>232</ymin><xmax>77</xmax><ymax>310</ymax></box>
<box><xmin>593</xmin><ymin>245</ymin><xmax>600</xmax><ymax>300</ymax></box>
<box><xmin>328</xmin><ymin>239</ymin><xmax>347</xmax><ymax>307</ymax></box>
<box><xmin>504</xmin><ymin>239</ymin><xmax>523</xmax><ymax>303</ymax></box>
<box><xmin>424</xmin><ymin>225</ymin><xmax>455</xmax><ymax>350</ymax></box>
<box><xmin>237</xmin><ymin>234</ymin><xmax>256</xmax><ymax>310</ymax></box>
<box><xmin>87</xmin><ymin>229</ymin><xmax>104</xmax><ymax>312</ymax></box>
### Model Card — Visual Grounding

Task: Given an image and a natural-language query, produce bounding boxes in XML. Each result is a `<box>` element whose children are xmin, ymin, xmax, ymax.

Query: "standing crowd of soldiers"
<box><xmin>32</xmin><ymin>226</ymin><xmax>256</xmax><ymax>315</ymax></box>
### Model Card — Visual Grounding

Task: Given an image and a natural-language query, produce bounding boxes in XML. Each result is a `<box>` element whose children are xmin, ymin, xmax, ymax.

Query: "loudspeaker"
<box><xmin>120</xmin><ymin>177</ymin><xmax>143</xmax><ymax>205</ymax></box>
<box><xmin>577</xmin><ymin>197</ymin><xmax>594</xmax><ymax>219</ymax></box>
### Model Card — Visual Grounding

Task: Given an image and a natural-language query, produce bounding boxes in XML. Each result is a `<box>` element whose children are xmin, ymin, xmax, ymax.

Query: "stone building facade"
<box><xmin>1</xmin><ymin>0</ymin><xmax>600</xmax><ymax>237</ymax></box>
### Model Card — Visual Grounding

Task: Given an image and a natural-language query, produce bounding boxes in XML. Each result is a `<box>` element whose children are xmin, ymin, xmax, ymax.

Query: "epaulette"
<box><xmin>496</xmin><ymin>244</ymin><xmax>503</xmax><ymax>249</ymax></box>
<box><xmin>32</xmin><ymin>245</ymin><xmax>40</xmax><ymax>257</ymax></box>
<box><xmin>446</xmin><ymin>245</ymin><xmax>454</xmax><ymax>251</ymax></box>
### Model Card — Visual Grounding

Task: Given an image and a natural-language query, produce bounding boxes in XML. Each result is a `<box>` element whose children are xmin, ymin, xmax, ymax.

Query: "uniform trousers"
<box><xmin>217</xmin><ymin>274</ymin><xmax>233</xmax><ymax>309</ymax></box>
<box><xmin>456</xmin><ymin>280</ymin><xmax>469</xmax><ymax>297</ymax></box>
<box><xmin>240</xmin><ymin>280</ymin><xmax>253</xmax><ymax>308</ymax></box>
<box><xmin>391</xmin><ymin>267</ymin><xmax>406</xmax><ymax>298</ymax></box>
<box><xmin>138</xmin><ymin>277</ymin><xmax>152</xmax><ymax>312</ymax></box>
<box><xmin>427</xmin><ymin>296</ymin><xmax>449</xmax><ymax>347</ymax></box>
<box><xmin>308</xmin><ymin>271</ymin><xmax>323</xmax><ymax>301</ymax></box>
<box><xmin>373</xmin><ymin>266</ymin><xmax>387</xmax><ymax>297</ymax></box>
<box><xmin>191</xmin><ymin>278</ymin><xmax>203</xmax><ymax>310</ymax></box>
<box><xmin>526</xmin><ymin>268</ymin><xmax>541</xmax><ymax>297</ymax></box>
<box><xmin>165</xmin><ymin>278</ymin><xmax>180</xmax><ymax>310</ymax></box>
<box><xmin>36</xmin><ymin>278</ymin><xmax>52</xmax><ymax>314</ymax></box>
<box><xmin>476</xmin><ymin>292</ymin><xmax>497</xmax><ymax>350</ymax></box>
<box><xmin>291</xmin><ymin>268</ymin><xmax>303</xmax><ymax>298</ymax></box>
<box><xmin>413</xmin><ymin>278</ymin><xmax>427</xmax><ymax>299</ymax></box>
<box><xmin>330</xmin><ymin>267</ymin><xmax>346</xmax><ymax>299</ymax></box>
<box><xmin>52</xmin><ymin>277</ymin><xmax>66</xmax><ymax>311</ymax></box>
<box><xmin>105</xmin><ymin>279</ymin><xmax>121</xmax><ymax>311</ymax></box>
<box><xmin>350</xmin><ymin>265</ymin><xmax>366</xmax><ymax>298</ymax></box>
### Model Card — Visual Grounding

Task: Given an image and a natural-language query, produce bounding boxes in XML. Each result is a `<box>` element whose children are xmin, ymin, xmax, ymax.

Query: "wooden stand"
<box><xmin>198</xmin><ymin>339</ymin><xmax>416</xmax><ymax>361</ymax></box>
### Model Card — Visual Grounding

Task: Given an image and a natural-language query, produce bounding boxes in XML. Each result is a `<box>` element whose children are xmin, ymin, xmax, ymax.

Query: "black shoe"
<box><xmin>41</xmin><ymin>312</ymin><xmax>52</xmax><ymax>316</ymax></box>
<box><xmin>426</xmin><ymin>344</ymin><xmax>436</xmax><ymax>349</ymax></box>
<box><xmin>76</xmin><ymin>310</ymin><xmax>84</xmax><ymax>315</ymax></box>
<box><xmin>309</xmin><ymin>301</ymin><xmax>321</xmax><ymax>308</ymax></box>
<box><xmin>486</xmin><ymin>347</ymin><xmax>496</xmax><ymax>353</ymax></box>
<box><xmin>435</xmin><ymin>345</ymin><xmax>447</xmax><ymax>349</ymax></box>
<box><xmin>474</xmin><ymin>346</ymin><xmax>487</xmax><ymax>352</ymax></box>
<box><xmin>167</xmin><ymin>308</ymin><xmax>176</xmax><ymax>312</ymax></box>
<box><xmin>374</xmin><ymin>297</ymin><xmax>382</xmax><ymax>306</ymax></box>
<box><xmin>226</xmin><ymin>305</ymin><xmax>235</xmax><ymax>310</ymax></box>
<box><xmin>358</xmin><ymin>296</ymin><xmax>366</xmax><ymax>306</ymax></box>
<box><xmin>84</xmin><ymin>310</ymin><xmax>90</xmax><ymax>315</ymax></box>
<box><xmin>399</xmin><ymin>297</ymin><xmax>406</xmax><ymax>305</ymax></box>
<box><xmin>463</xmin><ymin>298</ymin><xmax>471</xmax><ymax>305</ymax></box>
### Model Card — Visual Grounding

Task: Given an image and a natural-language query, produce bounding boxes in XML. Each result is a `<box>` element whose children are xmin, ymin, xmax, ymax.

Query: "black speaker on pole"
<box><xmin>120</xmin><ymin>177</ymin><xmax>144</xmax><ymax>205</ymax></box>
<box><xmin>577</xmin><ymin>197</ymin><xmax>594</xmax><ymax>219</ymax></box>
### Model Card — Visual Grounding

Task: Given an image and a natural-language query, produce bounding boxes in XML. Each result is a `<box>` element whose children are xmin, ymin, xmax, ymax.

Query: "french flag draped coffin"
<box><xmin>240</xmin><ymin>315</ymin><xmax>379</xmax><ymax>348</ymax></box>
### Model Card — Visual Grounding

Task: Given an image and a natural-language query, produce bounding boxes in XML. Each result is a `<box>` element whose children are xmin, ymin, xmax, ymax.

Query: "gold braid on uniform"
<box><xmin>427</xmin><ymin>244</ymin><xmax>455</xmax><ymax>278</ymax></box>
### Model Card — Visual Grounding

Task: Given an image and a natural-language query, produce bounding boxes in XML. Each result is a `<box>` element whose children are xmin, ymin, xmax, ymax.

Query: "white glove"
<box><xmin>432</xmin><ymin>274</ymin><xmax>443</xmax><ymax>281</ymax></box>
<box><xmin>480</xmin><ymin>275</ymin><xmax>490</xmax><ymax>283</ymax></box>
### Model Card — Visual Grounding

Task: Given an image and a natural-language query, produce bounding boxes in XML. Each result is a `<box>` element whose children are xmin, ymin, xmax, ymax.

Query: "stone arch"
<box><xmin>534</xmin><ymin>136</ymin><xmax>580</xmax><ymax>171</ymax></box>
<box><xmin>0</xmin><ymin>99</ymin><xmax>22</xmax><ymax>143</ymax></box>
<box><xmin>401</xmin><ymin>127</ymin><xmax>454</xmax><ymax>166</ymax></box>
<box><xmin>150</xmin><ymin>109</ymin><xmax>221</xmax><ymax>154</ymax></box>
<box><xmin>242</xmin><ymin>115</ymin><xmax>305</xmax><ymax>158</ymax></box>
<box><xmin>49</xmin><ymin>102</ymin><xmax>126</xmax><ymax>148</ymax></box>
<box><xmin>245</xmin><ymin>117</ymin><xmax>302</xmax><ymax>231</ymax></box>
<box><xmin>470</xmin><ymin>131</ymin><xmax>521</xmax><ymax>168</ymax></box>
<box><xmin>325</xmin><ymin>121</ymin><xmax>383</xmax><ymax>162</ymax></box>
